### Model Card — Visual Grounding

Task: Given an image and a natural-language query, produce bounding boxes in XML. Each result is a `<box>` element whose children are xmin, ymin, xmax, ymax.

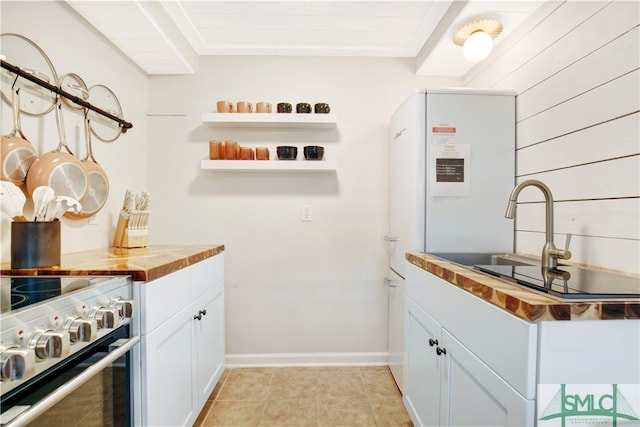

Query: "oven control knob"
<box><xmin>90</xmin><ymin>306</ymin><xmax>120</xmax><ymax>329</ymax></box>
<box><xmin>0</xmin><ymin>345</ymin><xmax>35</xmax><ymax>381</ymax></box>
<box><xmin>64</xmin><ymin>317</ymin><xmax>97</xmax><ymax>343</ymax></box>
<box><xmin>110</xmin><ymin>297</ymin><xmax>134</xmax><ymax>318</ymax></box>
<box><xmin>28</xmin><ymin>329</ymin><xmax>71</xmax><ymax>360</ymax></box>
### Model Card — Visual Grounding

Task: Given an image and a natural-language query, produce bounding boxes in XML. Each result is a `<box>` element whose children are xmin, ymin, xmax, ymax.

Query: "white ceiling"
<box><xmin>65</xmin><ymin>1</ymin><xmax>545</xmax><ymax>77</ymax></box>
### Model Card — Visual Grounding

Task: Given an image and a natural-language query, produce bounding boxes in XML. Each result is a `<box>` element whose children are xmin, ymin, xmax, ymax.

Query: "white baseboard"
<box><xmin>225</xmin><ymin>352</ymin><xmax>389</xmax><ymax>368</ymax></box>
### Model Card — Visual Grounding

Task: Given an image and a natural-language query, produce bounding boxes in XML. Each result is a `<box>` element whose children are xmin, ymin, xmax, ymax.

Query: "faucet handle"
<box><xmin>564</xmin><ymin>233</ymin><xmax>572</xmax><ymax>252</ymax></box>
<box><xmin>551</xmin><ymin>233</ymin><xmax>572</xmax><ymax>260</ymax></box>
<box><xmin>549</xmin><ymin>233</ymin><xmax>572</xmax><ymax>261</ymax></box>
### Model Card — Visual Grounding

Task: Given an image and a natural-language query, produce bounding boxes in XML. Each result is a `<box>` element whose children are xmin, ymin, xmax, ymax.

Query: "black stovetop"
<box><xmin>0</xmin><ymin>276</ymin><xmax>112</xmax><ymax>315</ymax></box>
<box><xmin>473</xmin><ymin>265</ymin><xmax>640</xmax><ymax>300</ymax></box>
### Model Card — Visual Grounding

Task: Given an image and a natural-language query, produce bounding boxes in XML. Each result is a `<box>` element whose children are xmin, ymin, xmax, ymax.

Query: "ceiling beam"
<box><xmin>414</xmin><ymin>0</ymin><xmax>469</xmax><ymax>75</ymax></box>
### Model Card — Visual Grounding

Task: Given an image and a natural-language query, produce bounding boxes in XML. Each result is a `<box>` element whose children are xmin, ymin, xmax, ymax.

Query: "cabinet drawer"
<box><xmin>406</xmin><ymin>262</ymin><xmax>537</xmax><ymax>399</ymax></box>
<box><xmin>140</xmin><ymin>254</ymin><xmax>224</xmax><ymax>334</ymax></box>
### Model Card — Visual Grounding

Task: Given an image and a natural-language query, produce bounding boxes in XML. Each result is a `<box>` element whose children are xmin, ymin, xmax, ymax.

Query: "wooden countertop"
<box><xmin>407</xmin><ymin>252</ymin><xmax>640</xmax><ymax>321</ymax></box>
<box><xmin>0</xmin><ymin>244</ymin><xmax>225</xmax><ymax>281</ymax></box>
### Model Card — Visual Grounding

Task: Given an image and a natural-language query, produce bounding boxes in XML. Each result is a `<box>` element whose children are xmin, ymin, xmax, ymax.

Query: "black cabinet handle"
<box><xmin>436</xmin><ymin>347</ymin><xmax>447</xmax><ymax>356</ymax></box>
<box><xmin>429</xmin><ymin>338</ymin><xmax>438</xmax><ymax>347</ymax></box>
<box><xmin>194</xmin><ymin>309</ymin><xmax>207</xmax><ymax>320</ymax></box>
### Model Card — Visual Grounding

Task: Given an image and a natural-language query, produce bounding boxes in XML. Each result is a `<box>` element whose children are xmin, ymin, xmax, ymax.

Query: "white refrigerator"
<box><xmin>385</xmin><ymin>88</ymin><xmax>516</xmax><ymax>392</ymax></box>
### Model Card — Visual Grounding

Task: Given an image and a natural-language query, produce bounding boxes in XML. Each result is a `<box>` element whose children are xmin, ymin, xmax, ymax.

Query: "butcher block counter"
<box><xmin>0</xmin><ymin>244</ymin><xmax>225</xmax><ymax>281</ymax></box>
<box><xmin>407</xmin><ymin>252</ymin><xmax>640</xmax><ymax>321</ymax></box>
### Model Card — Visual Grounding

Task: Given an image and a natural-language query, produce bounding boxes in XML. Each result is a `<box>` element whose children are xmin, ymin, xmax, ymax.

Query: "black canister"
<box><xmin>296</xmin><ymin>102</ymin><xmax>312</xmax><ymax>113</ymax></box>
<box><xmin>277</xmin><ymin>102</ymin><xmax>292</xmax><ymax>113</ymax></box>
<box><xmin>11</xmin><ymin>221</ymin><xmax>61</xmax><ymax>268</ymax></box>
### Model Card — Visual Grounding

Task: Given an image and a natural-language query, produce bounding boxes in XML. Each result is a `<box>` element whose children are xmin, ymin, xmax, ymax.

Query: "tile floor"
<box><xmin>194</xmin><ymin>366</ymin><xmax>413</xmax><ymax>426</ymax></box>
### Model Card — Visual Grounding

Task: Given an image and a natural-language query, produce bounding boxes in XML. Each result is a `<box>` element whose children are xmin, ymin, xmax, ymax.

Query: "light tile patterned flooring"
<box><xmin>194</xmin><ymin>366</ymin><xmax>413</xmax><ymax>426</ymax></box>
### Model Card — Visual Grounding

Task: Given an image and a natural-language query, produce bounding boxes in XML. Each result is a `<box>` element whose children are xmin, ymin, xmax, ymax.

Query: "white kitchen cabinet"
<box><xmin>442</xmin><ymin>329</ymin><xmax>532</xmax><ymax>426</ymax></box>
<box><xmin>405</xmin><ymin>260</ymin><xmax>640</xmax><ymax>427</ymax></box>
<box><xmin>143</xmin><ymin>297</ymin><xmax>198</xmax><ymax>426</ymax></box>
<box><xmin>194</xmin><ymin>284</ymin><xmax>225</xmax><ymax>405</ymax></box>
<box><xmin>404</xmin><ymin>262</ymin><xmax>535</xmax><ymax>427</ymax></box>
<box><xmin>137</xmin><ymin>254</ymin><xmax>225</xmax><ymax>427</ymax></box>
<box><xmin>405</xmin><ymin>297</ymin><xmax>442</xmax><ymax>427</ymax></box>
<box><xmin>404</xmin><ymin>295</ymin><xmax>532</xmax><ymax>427</ymax></box>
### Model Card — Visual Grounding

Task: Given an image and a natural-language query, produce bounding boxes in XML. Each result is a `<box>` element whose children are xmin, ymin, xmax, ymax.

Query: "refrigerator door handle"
<box><xmin>384</xmin><ymin>277</ymin><xmax>400</xmax><ymax>287</ymax></box>
<box><xmin>384</xmin><ymin>235</ymin><xmax>400</xmax><ymax>242</ymax></box>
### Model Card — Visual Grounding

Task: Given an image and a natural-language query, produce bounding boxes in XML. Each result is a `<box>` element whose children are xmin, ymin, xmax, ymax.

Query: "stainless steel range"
<box><xmin>0</xmin><ymin>275</ymin><xmax>138</xmax><ymax>427</ymax></box>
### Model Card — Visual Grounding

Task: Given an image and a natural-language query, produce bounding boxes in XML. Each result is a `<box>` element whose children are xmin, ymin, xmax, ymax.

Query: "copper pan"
<box><xmin>66</xmin><ymin>109</ymin><xmax>109</xmax><ymax>219</ymax></box>
<box><xmin>25</xmin><ymin>94</ymin><xmax>88</xmax><ymax>200</ymax></box>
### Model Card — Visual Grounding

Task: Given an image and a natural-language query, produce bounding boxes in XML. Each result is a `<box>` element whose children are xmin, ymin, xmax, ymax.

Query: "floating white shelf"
<box><xmin>201</xmin><ymin>159</ymin><xmax>337</xmax><ymax>172</ymax></box>
<box><xmin>201</xmin><ymin>113</ymin><xmax>337</xmax><ymax>129</ymax></box>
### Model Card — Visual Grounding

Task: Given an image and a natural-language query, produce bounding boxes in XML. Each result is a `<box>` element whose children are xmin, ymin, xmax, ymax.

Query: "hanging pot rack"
<box><xmin>1</xmin><ymin>59</ymin><xmax>133</xmax><ymax>133</ymax></box>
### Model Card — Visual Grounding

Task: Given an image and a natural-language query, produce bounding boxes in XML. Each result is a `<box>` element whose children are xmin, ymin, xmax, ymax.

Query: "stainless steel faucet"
<box><xmin>505</xmin><ymin>179</ymin><xmax>572</xmax><ymax>270</ymax></box>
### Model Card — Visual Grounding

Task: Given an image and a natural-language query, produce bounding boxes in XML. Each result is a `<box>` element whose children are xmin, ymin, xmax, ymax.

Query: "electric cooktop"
<box><xmin>473</xmin><ymin>265</ymin><xmax>640</xmax><ymax>300</ymax></box>
<box><xmin>0</xmin><ymin>276</ymin><xmax>115</xmax><ymax>315</ymax></box>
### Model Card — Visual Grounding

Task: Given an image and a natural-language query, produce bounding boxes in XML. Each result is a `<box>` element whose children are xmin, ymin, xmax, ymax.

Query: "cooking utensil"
<box><xmin>1</xmin><ymin>87</ymin><xmax>38</xmax><ymax>185</ymax></box>
<box><xmin>44</xmin><ymin>198</ymin><xmax>58</xmax><ymax>221</ymax></box>
<box><xmin>66</xmin><ymin>108</ymin><xmax>109</xmax><ymax>219</ymax></box>
<box><xmin>32</xmin><ymin>185</ymin><xmax>54</xmax><ymax>221</ymax></box>
<box><xmin>87</xmin><ymin>84</ymin><xmax>123</xmax><ymax>143</ymax></box>
<box><xmin>0</xmin><ymin>180</ymin><xmax>27</xmax><ymax>221</ymax></box>
<box><xmin>25</xmin><ymin>90</ymin><xmax>88</xmax><ymax>201</ymax></box>
<box><xmin>53</xmin><ymin>196</ymin><xmax>82</xmax><ymax>220</ymax></box>
<box><xmin>0</xmin><ymin>33</ymin><xmax>57</xmax><ymax>116</ymax></box>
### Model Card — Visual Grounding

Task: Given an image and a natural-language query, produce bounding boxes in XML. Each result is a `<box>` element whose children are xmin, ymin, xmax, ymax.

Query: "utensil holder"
<box><xmin>11</xmin><ymin>221</ymin><xmax>61</xmax><ymax>268</ymax></box>
<box><xmin>113</xmin><ymin>210</ymin><xmax>149</xmax><ymax>248</ymax></box>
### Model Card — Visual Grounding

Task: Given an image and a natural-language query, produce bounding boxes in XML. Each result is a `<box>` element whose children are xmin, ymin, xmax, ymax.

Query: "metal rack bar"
<box><xmin>1</xmin><ymin>59</ymin><xmax>133</xmax><ymax>132</ymax></box>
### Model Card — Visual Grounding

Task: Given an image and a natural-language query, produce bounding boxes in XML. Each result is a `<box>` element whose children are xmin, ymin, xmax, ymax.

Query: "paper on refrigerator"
<box><xmin>429</xmin><ymin>143</ymin><xmax>470</xmax><ymax>197</ymax></box>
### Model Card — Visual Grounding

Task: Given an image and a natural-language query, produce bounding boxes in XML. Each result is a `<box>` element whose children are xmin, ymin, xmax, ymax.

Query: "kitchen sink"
<box><xmin>429</xmin><ymin>252</ymin><xmax>539</xmax><ymax>267</ymax></box>
<box><xmin>474</xmin><ymin>264</ymin><xmax>640</xmax><ymax>300</ymax></box>
<box><xmin>429</xmin><ymin>252</ymin><xmax>640</xmax><ymax>300</ymax></box>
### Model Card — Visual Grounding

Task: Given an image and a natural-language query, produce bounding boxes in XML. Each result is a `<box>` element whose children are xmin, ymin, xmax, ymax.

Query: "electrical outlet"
<box><xmin>302</xmin><ymin>204</ymin><xmax>312</xmax><ymax>222</ymax></box>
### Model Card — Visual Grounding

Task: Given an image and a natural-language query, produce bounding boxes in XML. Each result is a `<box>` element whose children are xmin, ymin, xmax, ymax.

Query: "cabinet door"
<box><xmin>404</xmin><ymin>297</ymin><xmax>443</xmax><ymax>427</ymax></box>
<box><xmin>142</xmin><ymin>306</ymin><xmax>196</xmax><ymax>427</ymax></box>
<box><xmin>441</xmin><ymin>329</ymin><xmax>534</xmax><ymax>427</ymax></box>
<box><xmin>194</xmin><ymin>283</ymin><xmax>225</xmax><ymax>407</ymax></box>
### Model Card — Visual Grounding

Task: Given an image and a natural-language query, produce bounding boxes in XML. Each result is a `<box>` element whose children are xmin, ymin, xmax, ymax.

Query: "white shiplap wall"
<box><xmin>464</xmin><ymin>0</ymin><xmax>640</xmax><ymax>275</ymax></box>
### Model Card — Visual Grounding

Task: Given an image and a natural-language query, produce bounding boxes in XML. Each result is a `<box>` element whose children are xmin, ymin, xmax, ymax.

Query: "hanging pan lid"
<box><xmin>87</xmin><ymin>84</ymin><xmax>123</xmax><ymax>143</ymax></box>
<box><xmin>0</xmin><ymin>33</ymin><xmax>58</xmax><ymax>116</ymax></box>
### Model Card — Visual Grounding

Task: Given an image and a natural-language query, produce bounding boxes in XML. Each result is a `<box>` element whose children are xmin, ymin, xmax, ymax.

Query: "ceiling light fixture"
<box><xmin>453</xmin><ymin>18</ymin><xmax>503</xmax><ymax>63</ymax></box>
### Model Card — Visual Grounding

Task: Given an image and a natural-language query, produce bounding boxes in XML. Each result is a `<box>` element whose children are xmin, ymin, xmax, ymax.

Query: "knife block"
<box><xmin>113</xmin><ymin>210</ymin><xmax>149</xmax><ymax>248</ymax></box>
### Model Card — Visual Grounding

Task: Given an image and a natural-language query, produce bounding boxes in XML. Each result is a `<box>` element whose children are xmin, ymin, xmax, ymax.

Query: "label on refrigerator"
<box><xmin>432</xmin><ymin>124</ymin><xmax>456</xmax><ymax>145</ymax></box>
<box><xmin>430</xmin><ymin>144</ymin><xmax>470</xmax><ymax>197</ymax></box>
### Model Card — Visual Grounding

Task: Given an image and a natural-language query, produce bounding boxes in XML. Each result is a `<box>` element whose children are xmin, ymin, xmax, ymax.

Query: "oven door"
<box><xmin>0</xmin><ymin>325</ymin><xmax>139</xmax><ymax>427</ymax></box>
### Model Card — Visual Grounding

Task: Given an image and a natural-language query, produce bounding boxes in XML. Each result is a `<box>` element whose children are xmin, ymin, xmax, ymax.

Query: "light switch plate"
<box><xmin>302</xmin><ymin>204</ymin><xmax>312</xmax><ymax>222</ymax></box>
